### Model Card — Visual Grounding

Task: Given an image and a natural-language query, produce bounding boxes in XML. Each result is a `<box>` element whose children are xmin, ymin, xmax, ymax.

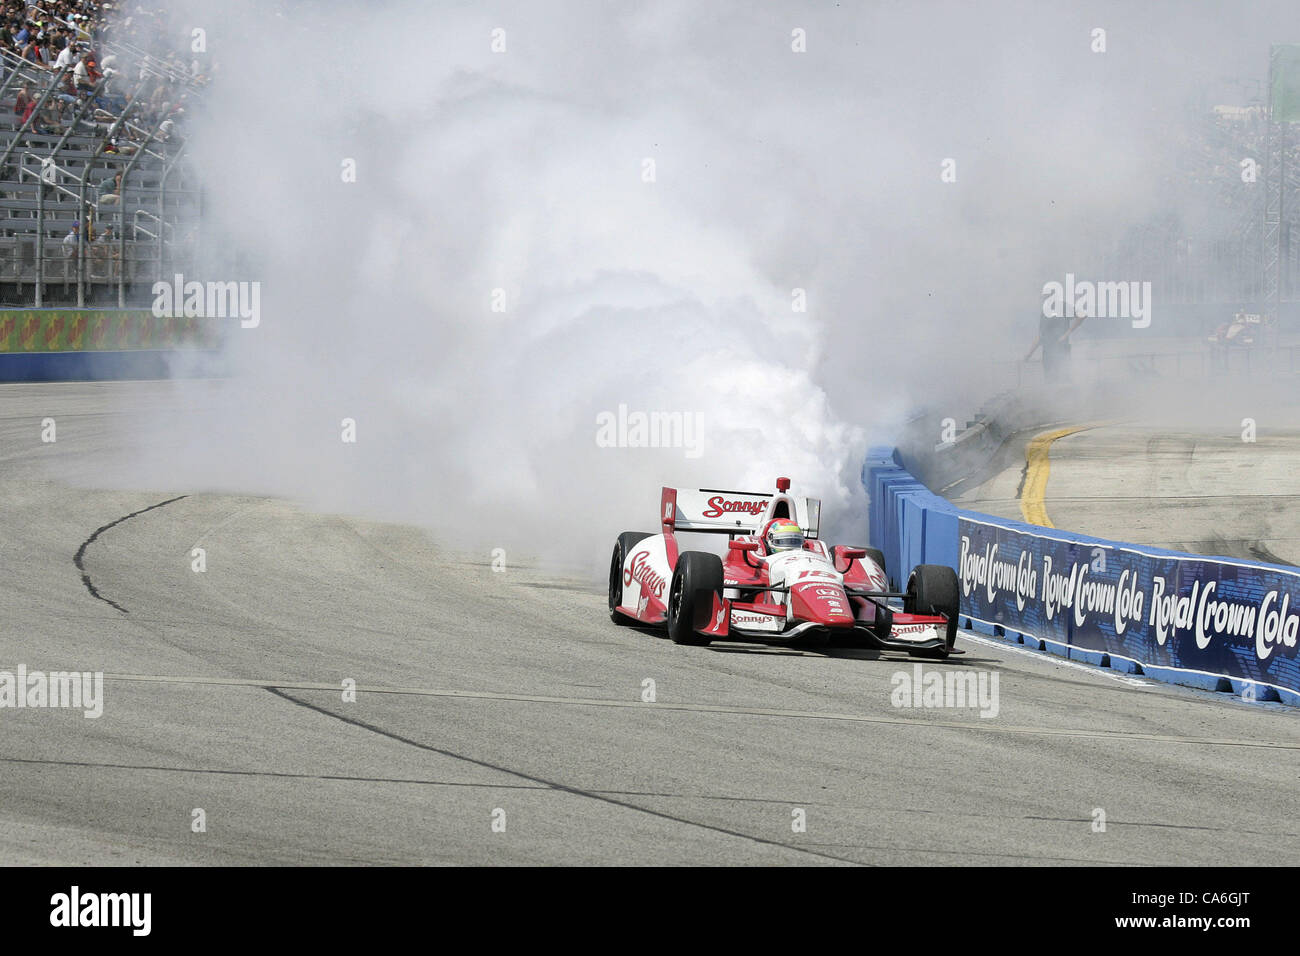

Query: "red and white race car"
<box><xmin>608</xmin><ymin>477</ymin><xmax>961</xmax><ymax>656</ymax></box>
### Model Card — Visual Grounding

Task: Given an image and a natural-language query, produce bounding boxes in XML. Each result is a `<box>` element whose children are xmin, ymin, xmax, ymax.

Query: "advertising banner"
<box><xmin>958</xmin><ymin>515</ymin><xmax>1300</xmax><ymax>696</ymax></box>
<box><xmin>0</xmin><ymin>310</ymin><xmax>221</xmax><ymax>352</ymax></box>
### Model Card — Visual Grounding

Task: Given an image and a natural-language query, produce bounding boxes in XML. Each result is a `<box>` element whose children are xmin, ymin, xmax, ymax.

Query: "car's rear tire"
<box><xmin>904</xmin><ymin>564</ymin><xmax>960</xmax><ymax>656</ymax></box>
<box><xmin>666</xmin><ymin>551</ymin><xmax>723</xmax><ymax>646</ymax></box>
<box><xmin>609</xmin><ymin>531</ymin><xmax>653</xmax><ymax>624</ymax></box>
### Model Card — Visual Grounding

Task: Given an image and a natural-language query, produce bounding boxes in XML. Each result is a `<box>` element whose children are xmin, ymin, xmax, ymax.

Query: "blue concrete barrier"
<box><xmin>0</xmin><ymin>349</ymin><xmax>223</xmax><ymax>382</ymax></box>
<box><xmin>865</xmin><ymin>445</ymin><xmax>1300</xmax><ymax>706</ymax></box>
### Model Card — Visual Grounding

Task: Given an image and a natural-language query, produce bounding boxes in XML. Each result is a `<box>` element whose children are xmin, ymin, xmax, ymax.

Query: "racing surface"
<box><xmin>955</xmin><ymin>421</ymin><xmax>1300</xmax><ymax>566</ymax></box>
<box><xmin>3</xmin><ymin>381</ymin><xmax>1300</xmax><ymax>866</ymax></box>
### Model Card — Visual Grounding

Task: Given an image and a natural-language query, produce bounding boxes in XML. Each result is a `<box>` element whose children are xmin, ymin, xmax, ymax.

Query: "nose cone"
<box><xmin>789</xmin><ymin>582</ymin><xmax>855</xmax><ymax>627</ymax></box>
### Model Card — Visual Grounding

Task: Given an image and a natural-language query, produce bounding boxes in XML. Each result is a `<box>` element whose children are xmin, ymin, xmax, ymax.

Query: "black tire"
<box><xmin>666</xmin><ymin>551</ymin><xmax>724</xmax><ymax>646</ymax></box>
<box><xmin>608</xmin><ymin>531</ymin><xmax>653</xmax><ymax>624</ymax></box>
<box><xmin>905</xmin><ymin>564</ymin><xmax>960</xmax><ymax>653</ymax></box>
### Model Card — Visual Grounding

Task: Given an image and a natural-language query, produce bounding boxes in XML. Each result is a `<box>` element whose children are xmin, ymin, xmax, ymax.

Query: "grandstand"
<box><xmin>1059</xmin><ymin>105</ymin><xmax>1300</xmax><ymax>343</ymax></box>
<box><xmin>0</xmin><ymin>3</ymin><xmax>201</xmax><ymax>307</ymax></box>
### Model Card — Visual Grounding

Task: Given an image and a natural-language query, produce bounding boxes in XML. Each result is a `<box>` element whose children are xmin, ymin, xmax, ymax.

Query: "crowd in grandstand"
<box><xmin>0</xmin><ymin>2</ymin><xmax>207</xmax><ymax>147</ymax></box>
<box><xmin>0</xmin><ymin>3</ymin><xmax>209</xmax><ymax>297</ymax></box>
<box><xmin>1092</xmin><ymin>99</ymin><xmax>1300</xmax><ymax>309</ymax></box>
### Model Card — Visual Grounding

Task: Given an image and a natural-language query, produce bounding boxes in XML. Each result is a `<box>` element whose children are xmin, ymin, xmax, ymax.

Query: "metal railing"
<box><xmin>0</xmin><ymin>42</ymin><xmax>198</xmax><ymax>306</ymax></box>
<box><xmin>993</xmin><ymin>341</ymin><xmax>1300</xmax><ymax>390</ymax></box>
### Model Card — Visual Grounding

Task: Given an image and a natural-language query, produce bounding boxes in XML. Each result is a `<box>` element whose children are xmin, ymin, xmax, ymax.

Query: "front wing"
<box><xmin>702</xmin><ymin>590</ymin><xmax>952</xmax><ymax>651</ymax></box>
<box><xmin>614</xmin><ymin>582</ymin><xmax>954</xmax><ymax>651</ymax></box>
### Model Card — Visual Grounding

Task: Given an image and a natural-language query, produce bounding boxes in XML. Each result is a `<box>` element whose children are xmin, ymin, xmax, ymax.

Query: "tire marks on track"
<box><xmin>266</xmin><ymin>686</ymin><xmax>865</xmax><ymax>866</ymax></box>
<box><xmin>73</xmin><ymin>494</ymin><xmax>188</xmax><ymax>613</ymax></box>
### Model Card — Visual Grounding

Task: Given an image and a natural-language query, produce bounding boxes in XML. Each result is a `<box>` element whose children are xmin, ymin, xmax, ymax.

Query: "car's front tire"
<box><xmin>904</xmin><ymin>564</ymin><xmax>960</xmax><ymax>657</ymax></box>
<box><xmin>666</xmin><ymin>551</ymin><xmax>723</xmax><ymax>646</ymax></box>
<box><xmin>608</xmin><ymin>531</ymin><xmax>653</xmax><ymax>624</ymax></box>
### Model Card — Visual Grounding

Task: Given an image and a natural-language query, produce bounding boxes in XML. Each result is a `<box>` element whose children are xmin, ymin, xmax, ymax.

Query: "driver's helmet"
<box><xmin>765</xmin><ymin>519</ymin><xmax>805</xmax><ymax>554</ymax></box>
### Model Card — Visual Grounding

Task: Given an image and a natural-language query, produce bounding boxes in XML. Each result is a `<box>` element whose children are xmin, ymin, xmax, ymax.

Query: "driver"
<box><xmin>764</xmin><ymin>519</ymin><xmax>805</xmax><ymax>554</ymax></box>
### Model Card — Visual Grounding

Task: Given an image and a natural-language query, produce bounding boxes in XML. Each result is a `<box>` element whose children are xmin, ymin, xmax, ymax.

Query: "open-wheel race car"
<box><xmin>608</xmin><ymin>477</ymin><xmax>961</xmax><ymax>656</ymax></box>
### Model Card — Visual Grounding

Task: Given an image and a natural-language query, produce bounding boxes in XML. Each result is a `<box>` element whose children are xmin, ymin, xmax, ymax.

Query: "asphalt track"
<box><xmin>2</xmin><ymin>382</ymin><xmax>1299</xmax><ymax>866</ymax></box>
<box><xmin>956</xmin><ymin>421</ymin><xmax>1300</xmax><ymax>566</ymax></box>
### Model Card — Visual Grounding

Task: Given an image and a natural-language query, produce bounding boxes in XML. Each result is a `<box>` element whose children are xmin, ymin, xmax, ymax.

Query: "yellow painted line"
<box><xmin>1020</xmin><ymin>424</ymin><xmax>1105</xmax><ymax>528</ymax></box>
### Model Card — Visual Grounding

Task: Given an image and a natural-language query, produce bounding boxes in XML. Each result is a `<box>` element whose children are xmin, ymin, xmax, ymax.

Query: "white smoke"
<box><xmin>94</xmin><ymin>0</ymin><xmax>1300</xmax><ymax>570</ymax></box>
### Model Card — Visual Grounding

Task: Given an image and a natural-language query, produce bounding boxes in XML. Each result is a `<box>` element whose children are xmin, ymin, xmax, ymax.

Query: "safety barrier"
<box><xmin>0</xmin><ymin>308</ymin><xmax>222</xmax><ymax>380</ymax></box>
<box><xmin>865</xmin><ymin>446</ymin><xmax>1300</xmax><ymax>706</ymax></box>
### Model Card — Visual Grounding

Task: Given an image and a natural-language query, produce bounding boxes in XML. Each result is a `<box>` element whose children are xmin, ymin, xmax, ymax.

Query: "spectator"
<box><xmin>20</xmin><ymin>34</ymin><xmax>45</xmax><ymax>67</ymax></box>
<box><xmin>53</xmin><ymin>70</ymin><xmax>78</xmax><ymax>108</ymax></box>
<box><xmin>96</xmin><ymin>171</ymin><xmax>122</xmax><ymax>206</ymax></box>
<box><xmin>91</xmin><ymin>223</ymin><xmax>118</xmax><ymax>273</ymax></box>
<box><xmin>66</xmin><ymin>13</ymin><xmax>90</xmax><ymax>44</ymax></box>
<box><xmin>52</xmin><ymin>37</ymin><xmax>75</xmax><ymax>72</ymax></box>
<box><xmin>72</xmin><ymin>49</ymin><xmax>100</xmax><ymax>92</ymax></box>
<box><xmin>145</xmin><ymin>81</ymin><xmax>166</xmax><ymax>120</ymax></box>
<box><xmin>1025</xmin><ymin>311</ymin><xmax>1087</xmax><ymax>376</ymax></box>
<box><xmin>13</xmin><ymin>82</ymin><xmax>33</xmax><ymax>122</ymax></box>
<box><xmin>61</xmin><ymin>220</ymin><xmax>79</xmax><ymax>256</ymax></box>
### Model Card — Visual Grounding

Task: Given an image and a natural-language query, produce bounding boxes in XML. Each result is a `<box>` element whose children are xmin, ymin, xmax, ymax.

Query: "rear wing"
<box><xmin>661</xmin><ymin>482</ymin><xmax>821</xmax><ymax>538</ymax></box>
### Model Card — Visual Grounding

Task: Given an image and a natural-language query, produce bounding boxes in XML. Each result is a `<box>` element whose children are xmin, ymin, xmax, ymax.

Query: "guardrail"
<box><xmin>865</xmin><ymin>445</ymin><xmax>1300</xmax><ymax>706</ymax></box>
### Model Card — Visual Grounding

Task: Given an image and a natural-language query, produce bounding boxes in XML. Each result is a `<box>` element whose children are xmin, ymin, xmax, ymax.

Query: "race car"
<box><xmin>1207</xmin><ymin>311</ymin><xmax>1262</xmax><ymax>348</ymax></box>
<box><xmin>607</xmin><ymin>477</ymin><xmax>961</xmax><ymax>656</ymax></box>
